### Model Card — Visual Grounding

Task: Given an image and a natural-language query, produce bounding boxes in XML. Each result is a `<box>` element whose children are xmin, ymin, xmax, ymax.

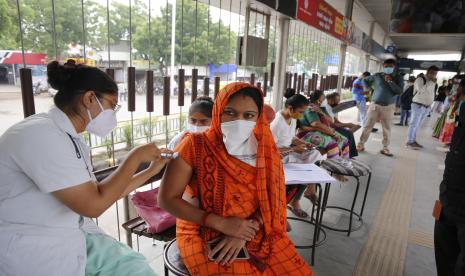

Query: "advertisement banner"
<box><xmin>297</xmin><ymin>0</ymin><xmax>347</xmax><ymax>41</ymax></box>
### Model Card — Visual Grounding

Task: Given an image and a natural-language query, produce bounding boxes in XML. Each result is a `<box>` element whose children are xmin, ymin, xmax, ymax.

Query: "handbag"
<box><xmin>131</xmin><ymin>188</ymin><xmax>176</xmax><ymax>233</ymax></box>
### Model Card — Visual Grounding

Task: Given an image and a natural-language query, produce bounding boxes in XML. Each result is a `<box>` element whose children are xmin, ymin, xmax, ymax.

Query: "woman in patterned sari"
<box><xmin>440</xmin><ymin>94</ymin><xmax>461</xmax><ymax>145</ymax></box>
<box><xmin>159</xmin><ymin>82</ymin><xmax>312</xmax><ymax>275</ymax></box>
<box><xmin>297</xmin><ymin>90</ymin><xmax>350</xmax><ymax>159</ymax></box>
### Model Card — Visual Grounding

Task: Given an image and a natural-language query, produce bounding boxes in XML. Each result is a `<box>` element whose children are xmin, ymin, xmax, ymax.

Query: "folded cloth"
<box><xmin>131</xmin><ymin>188</ymin><xmax>176</xmax><ymax>233</ymax></box>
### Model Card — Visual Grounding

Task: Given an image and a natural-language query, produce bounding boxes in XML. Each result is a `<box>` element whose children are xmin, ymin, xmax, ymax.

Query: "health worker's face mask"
<box><xmin>86</xmin><ymin>97</ymin><xmax>117</xmax><ymax>137</ymax></box>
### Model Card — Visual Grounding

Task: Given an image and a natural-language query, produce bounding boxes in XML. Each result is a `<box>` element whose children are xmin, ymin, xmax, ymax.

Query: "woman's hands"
<box><xmin>207</xmin><ymin>236</ymin><xmax>247</xmax><ymax>265</ymax></box>
<box><xmin>215</xmin><ymin>216</ymin><xmax>260</xmax><ymax>241</ymax></box>
<box><xmin>292</xmin><ymin>144</ymin><xmax>307</xmax><ymax>154</ymax></box>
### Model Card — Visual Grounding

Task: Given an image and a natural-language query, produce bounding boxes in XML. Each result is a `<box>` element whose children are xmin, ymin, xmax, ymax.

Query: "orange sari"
<box><xmin>175</xmin><ymin>82</ymin><xmax>313</xmax><ymax>275</ymax></box>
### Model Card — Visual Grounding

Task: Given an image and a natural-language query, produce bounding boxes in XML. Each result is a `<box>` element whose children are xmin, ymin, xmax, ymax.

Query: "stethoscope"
<box><xmin>66</xmin><ymin>132</ymin><xmax>93</xmax><ymax>179</ymax></box>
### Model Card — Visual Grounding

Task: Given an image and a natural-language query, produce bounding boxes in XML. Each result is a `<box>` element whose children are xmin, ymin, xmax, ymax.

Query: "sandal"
<box><xmin>380</xmin><ymin>149</ymin><xmax>394</xmax><ymax>157</ymax></box>
<box><xmin>287</xmin><ymin>206</ymin><xmax>309</xmax><ymax>218</ymax></box>
<box><xmin>304</xmin><ymin>193</ymin><xmax>320</xmax><ymax>206</ymax></box>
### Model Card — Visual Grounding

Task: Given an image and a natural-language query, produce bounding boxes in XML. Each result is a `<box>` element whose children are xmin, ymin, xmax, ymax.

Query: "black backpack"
<box><xmin>400</xmin><ymin>85</ymin><xmax>414</xmax><ymax>108</ymax></box>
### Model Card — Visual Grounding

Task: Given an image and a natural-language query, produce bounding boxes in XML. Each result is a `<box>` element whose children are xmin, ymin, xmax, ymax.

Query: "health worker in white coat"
<box><xmin>0</xmin><ymin>61</ymin><xmax>170</xmax><ymax>276</ymax></box>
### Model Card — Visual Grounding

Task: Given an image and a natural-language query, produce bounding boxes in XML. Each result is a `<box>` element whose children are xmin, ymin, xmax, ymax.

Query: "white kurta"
<box><xmin>270</xmin><ymin>111</ymin><xmax>322</xmax><ymax>164</ymax></box>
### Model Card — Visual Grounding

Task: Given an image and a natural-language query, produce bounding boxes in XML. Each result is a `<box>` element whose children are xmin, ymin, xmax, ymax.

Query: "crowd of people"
<box><xmin>1</xmin><ymin>57</ymin><xmax>464</xmax><ymax>276</ymax></box>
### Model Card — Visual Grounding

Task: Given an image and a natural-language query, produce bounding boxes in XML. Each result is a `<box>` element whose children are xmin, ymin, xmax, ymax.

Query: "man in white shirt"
<box><xmin>325</xmin><ymin>93</ymin><xmax>361</xmax><ymax>158</ymax></box>
<box><xmin>406</xmin><ymin>66</ymin><xmax>439</xmax><ymax>149</ymax></box>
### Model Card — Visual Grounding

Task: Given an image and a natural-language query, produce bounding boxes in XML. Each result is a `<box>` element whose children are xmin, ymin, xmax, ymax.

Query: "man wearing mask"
<box><xmin>352</xmin><ymin>71</ymin><xmax>371</xmax><ymax>127</ymax></box>
<box><xmin>406</xmin><ymin>66</ymin><xmax>439</xmax><ymax>149</ymax></box>
<box><xmin>357</xmin><ymin>59</ymin><xmax>404</xmax><ymax>157</ymax></box>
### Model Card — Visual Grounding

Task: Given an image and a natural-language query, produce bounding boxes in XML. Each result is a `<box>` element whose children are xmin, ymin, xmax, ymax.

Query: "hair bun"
<box><xmin>195</xmin><ymin>96</ymin><xmax>214</xmax><ymax>104</ymax></box>
<box><xmin>47</xmin><ymin>61</ymin><xmax>75</xmax><ymax>91</ymax></box>
<box><xmin>284</xmin><ymin>88</ymin><xmax>296</xmax><ymax>99</ymax></box>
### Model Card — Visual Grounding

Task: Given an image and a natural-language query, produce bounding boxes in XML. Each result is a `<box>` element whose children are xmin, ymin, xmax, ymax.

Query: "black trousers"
<box><xmin>336</xmin><ymin>127</ymin><xmax>358</xmax><ymax>158</ymax></box>
<box><xmin>435</xmin><ymin>211</ymin><xmax>465</xmax><ymax>276</ymax></box>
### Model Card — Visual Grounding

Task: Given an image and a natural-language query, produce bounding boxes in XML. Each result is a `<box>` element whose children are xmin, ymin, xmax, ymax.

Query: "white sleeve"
<box><xmin>414</xmin><ymin>78</ymin><xmax>424</xmax><ymax>95</ymax></box>
<box><xmin>269</xmin><ymin>118</ymin><xmax>281</xmax><ymax>145</ymax></box>
<box><xmin>12</xmin><ymin>125</ymin><xmax>92</xmax><ymax>193</ymax></box>
<box><xmin>167</xmin><ymin>131</ymin><xmax>185</xmax><ymax>150</ymax></box>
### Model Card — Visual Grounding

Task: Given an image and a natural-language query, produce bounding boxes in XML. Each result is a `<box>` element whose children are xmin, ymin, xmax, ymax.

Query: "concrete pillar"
<box><xmin>336</xmin><ymin>0</ymin><xmax>354</xmax><ymax>93</ymax></box>
<box><xmin>364</xmin><ymin>21</ymin><xmax>376</xmax><ymax>72</ymax></box>
<box><xmin>272</xmin><ymin>17</ymin><xmax>290</xmax><ymax>111</ymax></box>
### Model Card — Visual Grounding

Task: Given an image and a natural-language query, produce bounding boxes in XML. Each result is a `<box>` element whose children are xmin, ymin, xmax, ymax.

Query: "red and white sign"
<box><xmin>0</xmin><ymin>51</ymin><xmax>46</xmax><ymax>65</ymax></box>
<box><xmin>297</xmin><ymin>0</ymin><xmax>347</xmax><ymax>41</ymax></box>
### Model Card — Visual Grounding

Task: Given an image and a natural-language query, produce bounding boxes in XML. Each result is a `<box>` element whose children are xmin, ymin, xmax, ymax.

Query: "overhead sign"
<box><xmin>277</xmin><ymin>0</ymin><xmax>297</xmax><ymax>18</ymax></box>
<box><xmin>297</xmin><ymin>0</ymin><xmax>346</xmax><ymax>41</ymax></box>
<box><xmin>398</xmin><ymin>58</ymin><xmax>460</xmax><ymax>72</ymax></box>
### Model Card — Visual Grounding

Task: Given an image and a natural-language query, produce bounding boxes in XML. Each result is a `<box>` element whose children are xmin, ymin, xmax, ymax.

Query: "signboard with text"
<box><xmin>297</xmin><ymin>0</ymin><xmax>346</xmax><ymax>41</ymax></box>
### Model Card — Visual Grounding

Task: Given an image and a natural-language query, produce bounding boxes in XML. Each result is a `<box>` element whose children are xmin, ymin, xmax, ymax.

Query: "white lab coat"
<box><xmin>0</xmin><ymin>107</ymin><xmax>103</xmax><ymax>276</ymax></box>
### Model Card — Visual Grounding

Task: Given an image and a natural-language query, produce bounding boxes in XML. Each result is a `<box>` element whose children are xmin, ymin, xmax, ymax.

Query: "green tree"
<box><xmin>133</xmin><ymin>1</ymin><xmax>237</xmax><ymax>76</ymax></box>
<box><xmin>1</xmin><ymin>0</ymin><xmax>237</xmax><ymax>72</ymax></box>
<box><xmin>0</xmin><ymin>0</ymin><xmax>19</xmax><ymax>49</ymax></box>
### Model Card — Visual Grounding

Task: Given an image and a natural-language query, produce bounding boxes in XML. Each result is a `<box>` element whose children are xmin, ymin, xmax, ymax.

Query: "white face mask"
<box><xmin>221</xmin><ymin>120</ymin><xmax>256</xmax><ymax>145</ymax></box>
<box><xmin>221</xmin><ymin>120</ymin><xmax>257</xmax><ymax>166</ymax></box>
<box><xmin>86</xmin><ymin>97</ymin><xmax>117</xmax><ymax>137</ymax></box>
<box><xmin>188</xmin><ymin>124</ymin><xmax>209</xmax><ymax>133</ymax></box>
<box><xmin>320</xmin><ymin>99</ymin><xmax>328</xmax><ymax>107</ymax></box>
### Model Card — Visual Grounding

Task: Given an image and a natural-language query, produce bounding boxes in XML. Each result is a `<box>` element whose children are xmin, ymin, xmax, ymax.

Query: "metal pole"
<box><xmin>271</xmin><ymin>17</ymin><xmax>290</xmax><ymax>111</ymax></box>
<box><xmin>170</xmin><ymin>0</ymin><xmax>176</xmax><ymax>96</ymax></box>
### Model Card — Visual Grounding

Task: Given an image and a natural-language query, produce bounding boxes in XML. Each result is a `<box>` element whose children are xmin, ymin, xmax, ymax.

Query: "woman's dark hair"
<box><xmin>309</xmin><ymin>90</ymin><xmax>325</xmax><ymax>103</ymax></box>
<box><xmin>189</xmin><ymin>96</ymin><xmax>214</xmax><ymax>117</ymax></box>
<box><xmin>283</xmin><ymin>88</ymin><xmax>296</xmax><ymax>99</ymax></box>
<box><xmin>326</xmin><ymin>92</ymin><xmax>339</xmax><ymax>101</ymax></box>
<box><xmin>47</xmin><ymin>60</ymin><xmax>117</xmax><ymax>114</ymax></box>
<box><xmin>230</xmin><ymin>87</ymin><xmax>262</xmax><ymax>115</ymax></box>
<box><xmin>285</xmin><ymin>94</ymin><xmax>309</xmax><ymax>109</ymax></box>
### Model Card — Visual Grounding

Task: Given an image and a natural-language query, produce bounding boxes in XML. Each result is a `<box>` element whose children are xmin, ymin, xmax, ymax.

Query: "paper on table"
<box><xmin>283</xmin><ymin>163</ymin><xmax>336</xmax><ymax>185</ymax></box>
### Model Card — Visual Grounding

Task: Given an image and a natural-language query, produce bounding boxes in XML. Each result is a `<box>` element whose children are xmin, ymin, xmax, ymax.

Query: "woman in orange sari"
<box><xmin>159</xmin><ymin>82</ymin><xmax>312</xmax><ymax>275</ymax></box>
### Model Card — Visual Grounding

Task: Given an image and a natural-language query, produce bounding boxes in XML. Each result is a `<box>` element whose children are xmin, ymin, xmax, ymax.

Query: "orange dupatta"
<box><xmin>199</xmin><ymin>82</ymin><xmax>287</xmax><ymax>265</ymax></box>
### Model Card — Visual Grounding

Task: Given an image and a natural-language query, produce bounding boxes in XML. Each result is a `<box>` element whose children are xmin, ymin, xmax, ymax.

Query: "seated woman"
<box><xmin>271</xmin><ymin>88</ymin><xmax>322</xmax><ymax>217</ymax></box>
<box><xmin>298</xmin><ymin>90</ymin><xmax>350</xmax><ymax>160</ymax></box>
<box><xmin>168</xmin><ymin>96</ymin><xmax>213</xmax><ymax>150</ymax></box>
<box><xmin>159</xmin><ymin>82</ymin><xmax>313</xmax><ymax>275</ymax></box>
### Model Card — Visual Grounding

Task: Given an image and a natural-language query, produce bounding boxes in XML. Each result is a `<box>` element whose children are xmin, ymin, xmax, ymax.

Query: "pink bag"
<box><xmin>131</xmin><ymin>188</ymin><xmax>176</xmax><ymax>233</ymax></box>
